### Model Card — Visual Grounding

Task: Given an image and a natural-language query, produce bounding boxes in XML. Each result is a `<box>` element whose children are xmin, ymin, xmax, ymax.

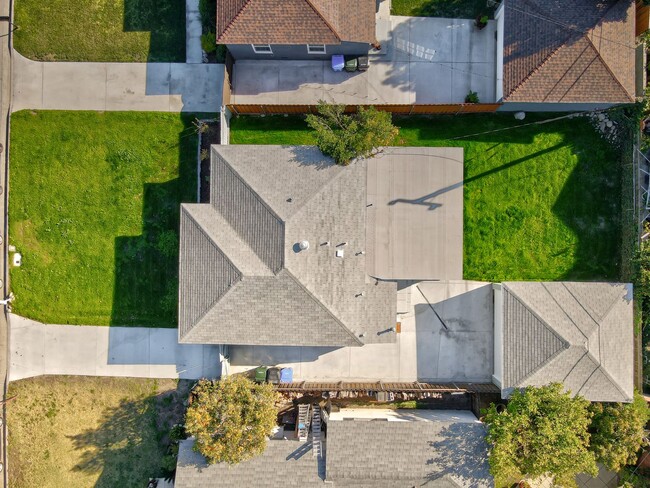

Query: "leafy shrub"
<box><xmin>185</xmin><ymin>376</ymin><xmax>278</xmax><ymax>464</ymax></box>
<box><xmin>201</xmin><ymin>32</ymin><xmax>216</xmax><ymax>54</ymax></box>
<box><xmin>465</xmin><ymin>90</ymin><xmax>480</xmax><ymax>103</ymax></box>
<box><xmin>198</xmin><ymin>0</ymin><xmax>216</xmax><ymax>31</ymax></box>
<box><xmin>306</xmin><ymin>101</ymin><xmax>398</xmax><ymax>165</ymax></box>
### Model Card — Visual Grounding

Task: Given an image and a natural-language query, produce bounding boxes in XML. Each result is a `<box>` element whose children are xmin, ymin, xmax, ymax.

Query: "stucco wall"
<box><xmin>226</xmin><ymin>42</ymin><xmax>369</xmax><ymax>60</ymax></box>
<box><xmin>492</xmin><ymin>283</ymin><xmax>503</xmax><ymax>389</ymax></box>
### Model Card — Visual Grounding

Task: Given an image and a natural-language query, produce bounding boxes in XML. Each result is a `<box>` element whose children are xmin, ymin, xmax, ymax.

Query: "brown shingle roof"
<box><xmin>216</xmin><ymin>0</ymin><xmax>375</xmax><ymax>45</ymax></box>
<box><xmin>503</xmin><ymin>0</ymin><xmax>635</xmax><ymax>103</ymax></box>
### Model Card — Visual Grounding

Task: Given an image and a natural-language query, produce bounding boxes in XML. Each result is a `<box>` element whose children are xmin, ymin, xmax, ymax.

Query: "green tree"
<box><xmin>484</xmin><ymin>383</ymin><xmax>597</xmax><ymax>487</ymax></box>
<box><xmin>306</xmin><ymin>101</ymin><xmax>398</xmax><ymax>165</ymax></box>
<box><xmin>185</xmin><ymin>376</ymin><xmax>278</xmax><ymax>464</ymax></box>
<box><xmin>589</xmin><ymin>391</ymin><xmax>650</xmax><ymax>471</ymax></box>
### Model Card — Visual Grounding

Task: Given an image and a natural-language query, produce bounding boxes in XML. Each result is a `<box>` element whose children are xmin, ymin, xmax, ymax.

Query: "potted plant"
<box><xmin>475</xmin><ymin>14</ymin><xmax>488</xmax><ymax>30</ymax></box>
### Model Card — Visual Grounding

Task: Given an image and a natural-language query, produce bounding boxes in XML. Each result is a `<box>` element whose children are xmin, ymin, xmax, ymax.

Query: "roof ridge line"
<box><xmin>540</xmin><ymin>282</ymin><xmax>590</xmax><ymax>341</ymax></box>
<box><xmin>283</xmin><ymin>268</ymin><xmax>363</xmax><ymax>345</ymax></box>
<box><xmin>216</xmin><ymin>0</ymin><xmax>254</xmax><ymax>43</ymax></box>
<box><xmin>304</xmin><ymin>0</ymin><xmax>342</xmax><ymax>42</ymax></box>
<box><xmin>582</xmin><ymin>34</ymin><xmax>634</xmax><ymax>102</ymax></box>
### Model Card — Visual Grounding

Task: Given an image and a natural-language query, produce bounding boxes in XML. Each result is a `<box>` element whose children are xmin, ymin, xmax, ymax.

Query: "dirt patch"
<box><xmin>199</xmin><ymin>120</ymin><xmax>220</xmax><ymax>203</ymax></box>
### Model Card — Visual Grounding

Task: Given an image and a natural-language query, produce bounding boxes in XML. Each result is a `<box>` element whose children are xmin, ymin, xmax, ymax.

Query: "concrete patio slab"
<box><xmin>231</xmin><ymin>16</ymin><xmax>497</xmax><ymax>106</ymax></box>
<box><xmin>12</xmin><ymin>52</ymin><xmax>223</xmax><ymax>113</ymax></box>
<box><xmin>228</xmin><ymin>281</ymin><xmax>494</xmax><ymax>383</ymax></box>
<box><xmin>8</xmin><ymin>314</ymin><xmax>223</xmax><ymax>381</ymax></box>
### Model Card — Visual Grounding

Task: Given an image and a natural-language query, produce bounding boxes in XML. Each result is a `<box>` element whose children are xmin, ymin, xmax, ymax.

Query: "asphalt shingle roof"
<box><xmin>216</xmin><ymin>0</ymin><xmax>376</xmax><ymax>45</ymax></box>
<box><xmin>179</xmin><ymin>145</ymin><xmax>396</xmax><ymax>347</ymax></box>
<box><xmin>502</xmin><ymin>0</ymin><xmax>635</xmax><ymax>103</ymax></box>
<box><xmin>501</xmin><ymin>282</ymin><xmax>634</xmax><ymax>402</ymax></box>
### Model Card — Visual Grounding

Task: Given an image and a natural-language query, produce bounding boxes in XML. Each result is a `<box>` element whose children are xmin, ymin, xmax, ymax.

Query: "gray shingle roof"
<box><xmin>325</xmin><ymin>419</ymin><xmax>492</xmax><ymax>487</ymax></box>
<box><xmin>179</xmin><ymin>145</ymin><xmax>396</xmax><ymax>347</ymax></box>
<box><xmin>501</xmin><ymin>282</ymin><xmax>634</xmax><ymax>402</ymax></box>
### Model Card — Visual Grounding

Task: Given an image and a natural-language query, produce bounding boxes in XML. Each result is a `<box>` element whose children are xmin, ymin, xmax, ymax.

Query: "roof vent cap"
<box><xmin>299</xmin><ymin>240</ymin><xmax>310</xmax><ymax>251</ymax></box>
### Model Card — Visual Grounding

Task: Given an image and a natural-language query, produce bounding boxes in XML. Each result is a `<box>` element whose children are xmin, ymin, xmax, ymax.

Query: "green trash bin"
<box><xmin>255</xmin><ymin>366</ymin><xmax>268</xmax><ymax>383</ymax></box>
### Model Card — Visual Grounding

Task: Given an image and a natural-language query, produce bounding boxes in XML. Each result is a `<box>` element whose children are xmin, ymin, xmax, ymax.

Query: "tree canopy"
<box><xmin>484</xmin><ymin>383</ymin><xmax>598</xmax><ymax>487</ymax></box>
<box><xmin>184</xmin><ymin>376</ymin><xmax>278</xmax><ymax>464</ymax></box>
<box><xmin>306</xmin><ymin>101</ymin><xmax>398</xmax><ymax>165</ymax></box>
<box><xmin>589</xmin><ymin>391</ymin><xmax>650</xmax><ymax>472</ymax></box>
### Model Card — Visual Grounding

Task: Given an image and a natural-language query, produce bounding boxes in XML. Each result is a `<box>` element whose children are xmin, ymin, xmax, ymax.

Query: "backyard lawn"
<box><xmin>8</xmin><ymin>376</ymin><xmax>189</xmax><ymax>488</ymax></box>
<box><xmin>231</xmin><ymin>114</ymin><xmax>623</xmax><ymax>282</ymax></box>
<box><xmin>391</xmin><ymin>0</ymin><xmax>493</xmax><ymax>18</ymax></box>
<box><xmin>14</xmin><ymin>0</ymin><xmax>185</xmax><ymax>62</ymax></box>
<box><xmin>9</xmin><ymin>111</ymin><xmax>203</xmax><ymax>326</ymax></box>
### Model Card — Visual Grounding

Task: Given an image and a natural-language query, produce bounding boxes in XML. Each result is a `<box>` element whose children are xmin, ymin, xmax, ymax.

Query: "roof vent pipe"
<box><xmin>299</xmin><ymin>240</ymin><xmax>310</xmax><ymax>251</ymax></box>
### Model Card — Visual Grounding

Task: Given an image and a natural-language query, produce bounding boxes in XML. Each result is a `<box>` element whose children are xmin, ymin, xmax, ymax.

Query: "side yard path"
<box><xmin>12</xmin><ymin>52</ymin><xmax>223</xmax><ymax>112</ymax></box>
<box><xmin>9</xmin><ymin>314</ymin><xmax>222</xmax><ymax>381</ymax></box>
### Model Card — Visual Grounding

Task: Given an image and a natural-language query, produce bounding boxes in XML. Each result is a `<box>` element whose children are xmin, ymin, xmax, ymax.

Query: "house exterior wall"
<box><xmin>498</xmin><ymin>102</ymin><xmax>620</xmax><ymax>112</ymax></box>
<box><xmin>492</xmin><ymin>283</ymin><xmax>503</xmax><ymax>389</ymax></box>
<box><xmin>226</xmin><ymin>42</ymin><xmax>369</xmax><ymax>60</ymax></box>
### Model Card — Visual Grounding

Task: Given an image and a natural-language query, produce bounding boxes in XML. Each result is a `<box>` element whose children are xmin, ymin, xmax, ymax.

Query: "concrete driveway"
<box><xmin>231</xmin><ymin>16</ymin><xmax>497</xmax><ymax>106</ymax></box>
<box><xmin>227</xmin><ymin>281</ymin><xmax>494</xmax><ymax>383</ymax></box>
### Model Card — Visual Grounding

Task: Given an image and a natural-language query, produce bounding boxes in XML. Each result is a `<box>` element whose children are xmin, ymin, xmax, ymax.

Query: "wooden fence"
<box><xmin>227</xmin><ymin>103</ymin><xmax>502</xmax><ymax>115</ymax></box>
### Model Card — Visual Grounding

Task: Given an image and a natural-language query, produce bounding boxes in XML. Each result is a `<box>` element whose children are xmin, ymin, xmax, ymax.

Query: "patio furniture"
<box><xmin>331</xmin><ymin>55</ymin><xmax>344</xmax><ymax>72</ymax></box>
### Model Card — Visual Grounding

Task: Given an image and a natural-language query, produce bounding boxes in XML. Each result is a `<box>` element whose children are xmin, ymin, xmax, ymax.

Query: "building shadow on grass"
<box><xmin>123</xmin><ymin>0</ymin><xmax>186</xmax><ymax>62</ymax></box>
<box><xmin>68</xmin><ymin>380</ymin><xmax>191</xmax><ymax>487</ymax></box>
<box><xmin>110</xmin><ymin>114</ymin><xmax>202</xmax><ymax>327</ymax></box>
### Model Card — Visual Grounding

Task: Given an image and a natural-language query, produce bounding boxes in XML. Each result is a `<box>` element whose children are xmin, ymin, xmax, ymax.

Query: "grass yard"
<box><xmin>7</xmin><ymin>376</ymin><xmax>189</xmax><ymax>488</ymax></box>
<box><xmin>14</xmin><ymin>0</ymin><xmax>185</xmax><ymax>62</ymax></box>
<box><xmin>391</xmin><ymin>0</ymin><xmax>493</xmax><ymax>18</ymax></box>
<box><xmin>9</xmin><ymin>111</ymin><xmax>205</xmax><ymax>326</ymax></box>
<box><xmin>231</xmin><ymin>114</ymin><xmax>623</xmax><ymax>282</ymax></box>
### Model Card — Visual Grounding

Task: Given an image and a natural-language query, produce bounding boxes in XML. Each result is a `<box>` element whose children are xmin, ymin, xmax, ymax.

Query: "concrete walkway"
<box><xmin>186</xmin><ymin>0</ymin><xmax>203</xmax><ymax>64</ymax></box>
<box><xmin>12</xmin><ymin>52</ymin><xmax>223</xmax><ymax>113</ymax></box>
<box><xmin>9</xmin><ymin>314</ymin><xmax>223</xmax><ymax>381</ymax></box>
<box><xmin>227</xmin><ymin>281</ymin><xmax>494</xmax><ymax>383</ymax></box>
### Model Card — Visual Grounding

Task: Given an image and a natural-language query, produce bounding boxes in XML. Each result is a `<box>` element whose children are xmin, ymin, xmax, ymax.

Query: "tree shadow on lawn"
<box><xmin>110</xmin><ymin>114</ymin><xmax>200</xmax><ymax>327</ymax></box>
<box><xmin>123</xmin><ymin>0</ymin><xmax>185</xmax><ymax>62</ymax></box>
<box><xmin>68</xmin><ymin>381</ymin><xmax>191</xmax><ymax>487</ymax></box>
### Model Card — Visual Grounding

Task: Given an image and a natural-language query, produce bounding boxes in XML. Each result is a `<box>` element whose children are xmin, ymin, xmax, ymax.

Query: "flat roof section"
<box><xmin>366</xmin><ymin>147</ymin><xmax>464</xmax><ymax>281</ymax></box>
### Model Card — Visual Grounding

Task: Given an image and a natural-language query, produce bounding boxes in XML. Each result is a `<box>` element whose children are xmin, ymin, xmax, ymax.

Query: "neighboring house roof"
<box><xmin>325</xmin><ymin>416</ymin><xmax>492</xmax><ymax>487</ymax></box>
<box><xmin>174</xmin><ymin>411</ymin><xmax>493</xmax><ymax>488</ymax></box>
<box><xmin>502</xmin><ymin>0</ymin><xmax>635</xmax><ymax>103</ymax></box>
<box><xmin>500</xmin><ymin>282</ymin><xmax>634</xmax><ymax>402</ymax></box>
<box><xmin>178</xmin><ymin>145</ymin><xmax>396</xmax><ymax>347</ymax></box>
<box><xmin>216</xmin><ymin>0</ymin><xmax>376</xmax><ymax>45</ymax></box>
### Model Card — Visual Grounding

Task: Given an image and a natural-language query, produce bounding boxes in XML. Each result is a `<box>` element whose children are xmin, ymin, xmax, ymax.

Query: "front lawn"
<box><xmin>8</xmin><ymin>376</ymin><xmax>189</xmax><ymax>488</ymax></box>
<box><xmin>9</xmin><ymin>111</ymin><xmax>204</xmax><ymax>326</ymax></box>
<box><xmin>231</xmin><ymin>114</ymin><xmax>622</xmax><ymax>282</ymax></box>
<box><xmin>14</xmin><ymin>0</ymin><xmax>185</xmax><ymax>62</ymax></box>
<box><xmin>391</xmin><ymin>0</ymin><xmax>493</xmax><ymax>18</ymax></box>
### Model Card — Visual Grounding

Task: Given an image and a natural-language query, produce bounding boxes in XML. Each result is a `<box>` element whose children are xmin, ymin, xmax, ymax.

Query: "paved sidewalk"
<box><xmin>9</xmin><ymin>314</ymin><xmax>223</xmax><ymax>381</ymax></box>
<box><xmin>186</xmin><ymin>0</ymin><xmax>202</xmax><ymax>64</ymax></box>
<box><xmin>12</xmin><ymin>52</ymin><xmax>223</xmax><ymax>113</ymax></box>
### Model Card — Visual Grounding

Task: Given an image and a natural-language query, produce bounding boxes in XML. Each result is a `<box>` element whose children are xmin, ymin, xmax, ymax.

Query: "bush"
<box><xmin>465</xmin><ymin>90</ymin><xmax>480</xmax><ymax>103</ymax></box>
<box><xmin>484</xmin><ymin>383</ymin><xmax>597</xmax><ymax>487</ymax></box>
<box><xmin>201</xmin><ymin>32</ymin><xmax>216</xmax><ymax>54</ymax></box>
<box><xmin>185</xmin><ymin>376</ymin><xmax>278</xmax><ymax>465</ymax></box>
<box><xmin>306</xmin><ymin>101</ymin><xmax>398</xmax><ymax>165</ymax></box>
<box><xmin>198</xmin><ymin>0</ymin><xmax>216</xmax><ymax>32</ymax></box>
<box><xmin>589</xmin><ymin>391</ymin><xmax>650</xmax><ymax>471</ymax></box>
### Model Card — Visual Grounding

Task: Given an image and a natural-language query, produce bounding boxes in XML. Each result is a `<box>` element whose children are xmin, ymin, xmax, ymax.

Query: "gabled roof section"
<box><xmin>503</xmin><ymin>0</ymin><xmax>635</xmax><ymax>103</ymax></box>
<box><xmin>501</xmin><ymin>282</ymin><xmax>634</xmax><ymax>402</ymax></box>
<box><xmin>216</xmin><ymin>0</ymin><xmax>375</xmax><ymax>45</ymax></box>
<box><xmin>178</xmin><ymin>146</ymin><xmax>396</xmax><ymax>347</ymax></box>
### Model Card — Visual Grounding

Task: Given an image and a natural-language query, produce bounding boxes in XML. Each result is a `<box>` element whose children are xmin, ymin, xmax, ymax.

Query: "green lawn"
<box><xmin>9</xmin><ymin>111</ymin><xmax>204</xmax><ymax>326</ymax></box>
<box><xmin>8</xmin><ymin>376</ymin><xmax>189</xmax><ymax>488</ymax></box>
<box><xmin>231</xmin><ymin>114</ymin><xmax>622</xmax><ymax>282</ymax></box>
<box><xmin>14</xmin><ymin>0</ymin><xmax>185</xmax><ymax>62</ymax></box>
<box><xmin>391</xmin><ymin>0</ymin><xmax>493</xmax><ymax>18</ymax></box>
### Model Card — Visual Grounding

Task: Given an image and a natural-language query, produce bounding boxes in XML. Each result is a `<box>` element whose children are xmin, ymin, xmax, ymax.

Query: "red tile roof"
<box><xmin>216</xmin><ymin>0</ymin><xmax>376</xmax><ymax>45</ymax></box>
<box><xmin>503</xmin><ymin>0</ymin><xmax>635</xmax><ymax>103</ymax></box>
